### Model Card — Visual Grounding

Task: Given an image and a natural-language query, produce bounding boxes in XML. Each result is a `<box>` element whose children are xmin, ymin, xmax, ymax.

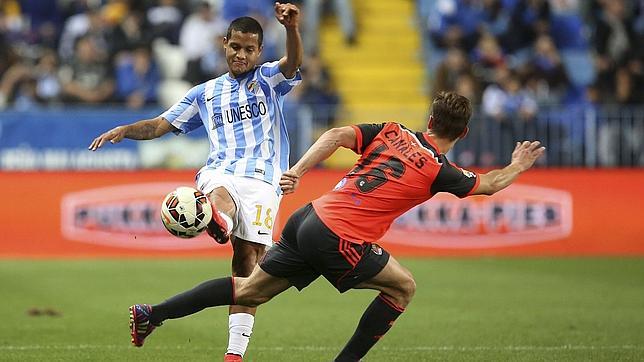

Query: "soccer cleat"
<box><xmin>224</xmin><ymin>353</ymin><xmax>243</xmax><ymax>362</ymax></box>
<box><xmin>129</xmin><ymin>304</ymin><xmax>159</xmax><ymax>347</ymax></box>
<box><xmin>207</xmin><ymin>204</ymin><xmax>230</xmax><ymax>244</ymax></box>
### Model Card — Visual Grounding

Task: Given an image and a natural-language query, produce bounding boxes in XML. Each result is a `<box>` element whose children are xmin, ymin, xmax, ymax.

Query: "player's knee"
<box><xmin>234</xmin><ymin>278</ymin><xmax>272</xmax><ymax>307</ymax></box>
<box><xmin>235</xmin><ymin>287</ymin><xmax>270</xmax><ymax>307</ymax></box>
<box><xmin>395</xmin><ymin>274</ymin><xmax>416</xmax><ymax>307</ymax></box>
<box><xmin>232</xmin><ymin>257</ymin><xmax>255</xmax><ymax>277</ymax></box>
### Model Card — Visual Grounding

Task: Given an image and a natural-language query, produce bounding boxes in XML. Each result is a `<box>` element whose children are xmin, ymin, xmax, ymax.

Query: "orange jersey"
<box><xmin>312</xmin><ymin>122</ymin><xmax>480</xmax><ymax>242</ymax></box>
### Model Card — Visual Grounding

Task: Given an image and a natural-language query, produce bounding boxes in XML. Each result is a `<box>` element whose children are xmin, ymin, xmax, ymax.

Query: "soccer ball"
<box><xmin>160</xmin><ymin>186</ymin><xmax>213</xmax><ymax>238</ymax></box>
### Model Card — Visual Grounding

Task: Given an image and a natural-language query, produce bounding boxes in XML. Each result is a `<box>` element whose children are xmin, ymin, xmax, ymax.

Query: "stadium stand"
<box><xmin>0</xmin><ymin>0</ymin><xmax>642</xmax><ymax>168</ymax></box>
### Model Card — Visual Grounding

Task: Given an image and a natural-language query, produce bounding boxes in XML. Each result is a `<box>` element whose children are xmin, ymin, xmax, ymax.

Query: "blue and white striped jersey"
<box><xmin>160</xmin><ymin>61</ymin><xmax>302</xmax><ymax>193</ymax></box>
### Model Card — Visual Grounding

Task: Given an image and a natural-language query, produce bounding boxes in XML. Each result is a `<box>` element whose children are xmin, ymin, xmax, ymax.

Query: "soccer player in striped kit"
<box><xmin>89</xmin><ymin>3</ymin><xmax>303</xmax><ymax>361</ymax></box>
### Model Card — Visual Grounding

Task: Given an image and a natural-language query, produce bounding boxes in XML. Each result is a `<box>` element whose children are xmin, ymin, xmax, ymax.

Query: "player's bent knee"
<box><xmin>235</xmin><ymin>290</ymin><xmax>271</xmax><ymax>307</ymax></box>
<box><xmin>234</xmin><ymin>278</ymin><xmax>272</xmax><ymax>307</ymax></box>
<box><xmin>393</xmin><ymin>275</ymin><xmax>416</xmax><ymax>307</ymax></box>
<box><xmin>403</xmin><ymin>275</ymin><xmax>417</xmax><ymax>300</ymax></box>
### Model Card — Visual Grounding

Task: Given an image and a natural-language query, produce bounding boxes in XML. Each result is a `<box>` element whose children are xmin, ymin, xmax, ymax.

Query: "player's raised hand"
<box><xmin>88</xmin><ymin>126</ymin><xmax>128</xmax><ymax>151</ymax></box>
<box><xmin>274</xmin><ymin>2</ymin><xmax>300</xmax><ymax>28</ymax></box>
<box><xmin>511</xmin><ymin>140</ymin><xmax>545</xmax><ymax>172</ymax></box>
<box><xmin>280</xmin><ymin>169</ymin><xmax>301</xmax><ymax>195</ymax></box>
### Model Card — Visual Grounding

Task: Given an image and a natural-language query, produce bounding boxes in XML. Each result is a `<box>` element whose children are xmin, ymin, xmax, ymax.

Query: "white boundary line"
<box><xmin>0</xmin><ymin>345</ymin><xmax>642</xmax><ymax>351</ymax></box>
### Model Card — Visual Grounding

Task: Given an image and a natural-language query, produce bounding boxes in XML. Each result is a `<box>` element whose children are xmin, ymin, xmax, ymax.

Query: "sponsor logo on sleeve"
<box><xmin>461</xmin><ymin>169</ymin><xmax>476</xmax><ymax>178</ymax></box>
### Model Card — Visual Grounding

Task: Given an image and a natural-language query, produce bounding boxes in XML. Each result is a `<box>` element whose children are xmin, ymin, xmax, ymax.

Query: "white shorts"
<box><xmin>196</xmin><ymin>171</ymin><xmax>280</xmax><ymax>246</ymax></box>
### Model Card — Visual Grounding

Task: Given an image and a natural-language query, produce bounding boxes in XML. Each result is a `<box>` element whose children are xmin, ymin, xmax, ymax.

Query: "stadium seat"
<box><xmin>158</xmin><ymin>79</ymin><xmax>192</xmax><ymax>109</ymax></box>
<box><xmin>152</xmin><ymin>38</ymin><xmax>187</xmax><ymax>80</ymax></box>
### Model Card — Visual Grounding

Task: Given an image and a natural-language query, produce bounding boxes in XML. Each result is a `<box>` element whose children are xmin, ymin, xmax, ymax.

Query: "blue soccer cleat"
<box><xmin>129</xmin><ymin>304</ymin><xmax>159</xmax><ymax>347</ymax></box>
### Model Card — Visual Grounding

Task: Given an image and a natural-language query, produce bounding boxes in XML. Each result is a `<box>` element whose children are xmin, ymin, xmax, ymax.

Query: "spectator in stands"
<box><xmin>0</xmin><ymin>0</ymin><xmax>24</xmax><ymax>42</ymax></box>
<box><xmin>452</xmin><ymin>72</ymin><xmax>488</xmax><ymax>167</ymax></box>
<box><xmin>18</xmin><ymin>0</ymin><xmax>62</xmax><ymax>49</ymax></box>
<box><xmin>58</xmin><ymin>6</ymin><xmax>109</xmax><ymax>61</ymax></box>
<box><xmin>0</xmin><ymin>49</ymin><xmax>61</xmax><ymax>109</ymax></box>
<box><xmin>482</xmin><ymin>69</ymin><xmax>538</xmax><ymax>163</ymax></box>
<box><xmin>146</xmin><ymin>0</ymin><xmax>184</xmax><ymax>44</ymax></box>
<box><xmin>299</xmin><ymin>54</ymin><xmax>340</xmax><ymax>129</ymax></box>
<box><xmin>619</xmin><ymin>47</ymin><xmax>644</xmax><ymax>104</ymax></box>
<box><xmin>60</xmin><ymin>35</ymin><xmax>114</xmax><ymax>104</ymax></box>
<box><xmin>115</xmin><ymin>45</ymin><xmax>160</xmax><ymax>109</ymax></box>
<box><xmin>592</xmin><ymin>0</ymin><xmax>638</xmax><ymax>103</ymax></box>
<box><xmin>303</xmin><ymin>0</ymin><xmax>357</xmax><ymax>55</ymax></box>
<box><xmin>480</xmin><ymin>0</ymin><xmax>512</xmax><ymax>38</ymax></box>
<box><xmin>0</xmin><ymin>26</ymin><xmax>18</xmax><ymax>108</ymax></box>
<box><xmin>454</xmin><ymin>73</ymin><xmax>481</xmax><ymax>105</ymax></box>
<box><xmin>502</xmin><ymin>0</ymin><xmax>550</xmax><ymax>53</ymax></box>
<box><xmin>471</xmin><ymin>31</ymin><xmax>506</xmax><ymax>87</ymax></box>
<box><xmin>101</xmin><ymin>0</ymin><xmax>130</xmax><ymax>26</ymax></box>
<box><xmin>283</xmin><ymin>80</ymin><xmax>311</xmax><ymax>166</ymax></box>
<box><xmin>279</xmin><ymin>54</ymin><xmax>341</xmax><ymax>157</ymax></box>
<box><xmin>427</xmin><ymin>0</ymin><xmax>484</xmax><ymax>52</ymax></box>
<box><xmin>432</xmin><ymin>47</ymin><xmax>476</xmax><ymax>96</ymax></box>
<box><xmin>521</xmin><ymin>34</ymin><xmax>570</xmax><ymax>103</ymax></box>
<box><xmin>0</xmin><ymin>27</ymin><xmax>15</xmax><ymax>78</ymax></box>
<box><xmin>109</xmin><ymin>10</ymin><xmax>152</xmax><ymax>57</ymax></box>
<box><xmin>180</xmin><ymin>1</ymin><xmax>226</xmax><ymax>84</ymax></box>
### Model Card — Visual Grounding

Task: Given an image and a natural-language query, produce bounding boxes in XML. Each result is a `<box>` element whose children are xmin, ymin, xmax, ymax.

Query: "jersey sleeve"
<box><xmin>159</xmin><ymin>85</ymin><xmax>204</xmax><ymax>134</ymax></box>
<box><xmin>351</xmin><ymin>123</ymin><xmax>385</xmax><ymax>154</ymax></box>
<box><xmin>258</xmin><ymin>61</ymin><xmax>302</xmax><ymax>96</ymax></box>
<box><xmin>430</xmin><ymin>158</ymin><xmax>480</xmax><ymax>198</ymax></box>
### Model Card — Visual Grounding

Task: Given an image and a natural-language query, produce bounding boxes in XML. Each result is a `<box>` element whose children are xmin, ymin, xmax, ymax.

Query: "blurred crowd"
<box><xmin>422</xmin><ymin>0</ymin><xmax>644</xmax><ymax>106</ymax></box>
<box><xmin>2</xmin><ymin>0</ymin><xmax>641</xmax><ymax>166</ymax></box>
<box><xmin>419</xmin><ymin>0</ymin><xmax>644</xmax><ymax>166</ymax></box>
<box><xmin>0</xmin><ymin>0</ymin><xmax>345</xmax><ymax>123</ymax></box>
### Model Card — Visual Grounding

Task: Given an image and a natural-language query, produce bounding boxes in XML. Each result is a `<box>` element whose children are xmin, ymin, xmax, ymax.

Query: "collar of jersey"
<box><xmin>420</xmin><ymin>132</ymin><xmax>442</xmax><ymax>154</ymax></box>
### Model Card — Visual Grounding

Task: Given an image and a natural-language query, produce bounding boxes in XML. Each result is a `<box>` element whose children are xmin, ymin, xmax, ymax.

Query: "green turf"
<box><xmin>1</xmin><ymin>258</ymin><xmax>643</xmax><ymax>361</ymax></box>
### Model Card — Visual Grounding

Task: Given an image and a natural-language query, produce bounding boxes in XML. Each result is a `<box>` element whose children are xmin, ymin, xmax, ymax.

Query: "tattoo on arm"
<box><xmin>127</xmin><ymin>120</ymin><xmax>162</xmax><ymax>140</ymax></box>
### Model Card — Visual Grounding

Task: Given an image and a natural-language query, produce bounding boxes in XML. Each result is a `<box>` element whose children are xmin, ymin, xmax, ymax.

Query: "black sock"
<box><xmin>334</xmin><ymin>294</ymin><xmax>405</xmax><ymax>362</ymax></box>
<box><xmin>149</xmin><ymin>277</ymin><xmax>235</xmax><ymax>325</ymax></box>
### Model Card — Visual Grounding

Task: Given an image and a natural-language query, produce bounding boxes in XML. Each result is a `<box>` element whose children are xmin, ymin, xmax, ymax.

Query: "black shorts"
<box><xmin>260</xmin><ymin>203</ymin><xmax>390</xmax><ymax>293</ymax></box>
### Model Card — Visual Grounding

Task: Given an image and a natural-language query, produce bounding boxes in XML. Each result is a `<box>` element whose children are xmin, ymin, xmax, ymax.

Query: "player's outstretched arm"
<box><xmin>274</xmin><ymin>2</ymin><xmax>303</xmax><ymax>78</ymax></box>
<box><xmin>280</xmin><ymin>126</ymin><xmax>357</xmax><ymax>194</ymax></box>
<box><xmin>88</xmin><ymin>116</ymin><xmax>176</xmax><ymax>151</ymax></box>
<box><xmin>472</xmin><ymin>141</ymin><xmax>545</xmax><ymax>195</ymax></box>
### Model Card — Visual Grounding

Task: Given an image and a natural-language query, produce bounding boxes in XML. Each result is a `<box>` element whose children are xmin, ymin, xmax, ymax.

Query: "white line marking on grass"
<box><xmin>1</xmin><ymin>345</ymin><xmax>643</xmax><ymax>352</ymax></box>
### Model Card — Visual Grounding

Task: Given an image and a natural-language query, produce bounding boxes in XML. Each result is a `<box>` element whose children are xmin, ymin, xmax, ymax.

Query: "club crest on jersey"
<box><xmin>247</xmin><ymin>80</ymin><xmax>259</xmax><ymax>93</ymax></box>
<box><xmin>371</xmin><ymin>244</ymin><xmax>383</xmax><ymax>255</ymax></box>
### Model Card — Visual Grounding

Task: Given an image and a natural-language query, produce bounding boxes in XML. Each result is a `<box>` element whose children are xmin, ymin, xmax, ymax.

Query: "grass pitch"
<box><xmin>1</xmin><ymin>258</ymin><xmax>643</xmax><ymax>361</ymax></box>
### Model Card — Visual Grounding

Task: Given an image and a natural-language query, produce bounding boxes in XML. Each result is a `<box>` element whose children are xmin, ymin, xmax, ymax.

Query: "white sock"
<box><xmin>227</xmin><ymin>313</ymin><xmax>254</xmax><ymax>357</ymax></box>
<box><xmin>218</xmin><ymin>211</ymin><xmax>234</xmax><ymax>234</ymax></box>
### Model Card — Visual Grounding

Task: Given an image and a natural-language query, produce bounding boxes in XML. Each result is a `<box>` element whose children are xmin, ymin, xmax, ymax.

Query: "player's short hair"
<box><xmin>430</xmin><ymin>91</ymin><xmax>472</xmax><ymax>141</ymax></box>
<box><xmin>227</xmin><ymin>16</ymin><xmax>263</xmax><ymax>47</ymax></box>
